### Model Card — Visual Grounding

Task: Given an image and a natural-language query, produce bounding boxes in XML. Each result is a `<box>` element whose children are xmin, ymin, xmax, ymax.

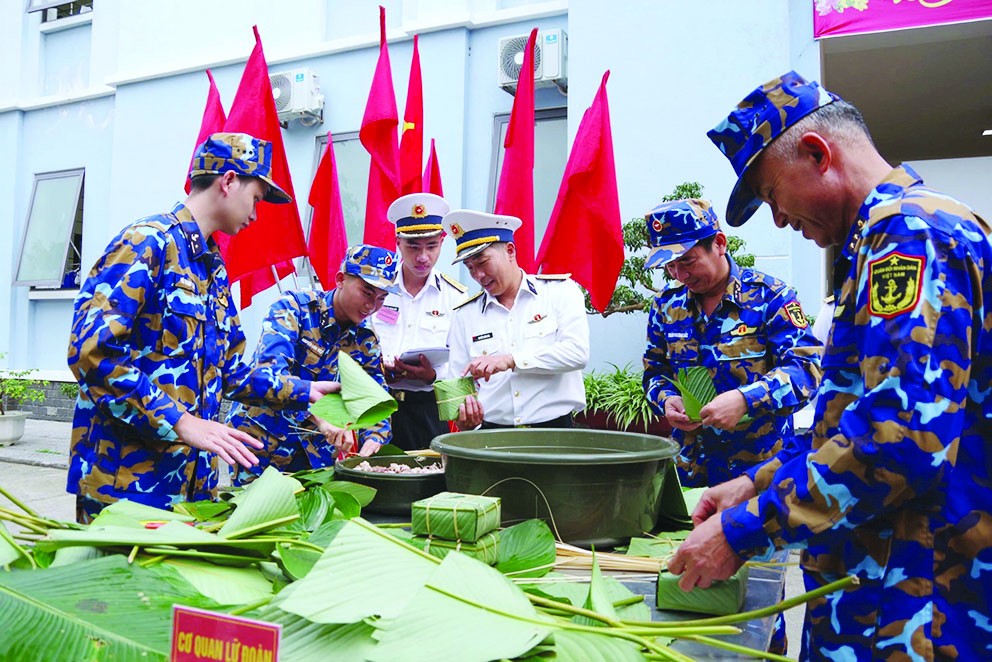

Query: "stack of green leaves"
<box><xmin>433</xmin><ymin>376</ymin><xmax>477</xmax><ymax>421</ymax></box>
<box><xmin>410</xmin><ymin>492</ymin><xmax>502</xmax><ymax>565</ymax></box>
<box><xmin>310</xmin><ymin>352</ymin><xmax>397</xmax><ymax>429</ymax></box>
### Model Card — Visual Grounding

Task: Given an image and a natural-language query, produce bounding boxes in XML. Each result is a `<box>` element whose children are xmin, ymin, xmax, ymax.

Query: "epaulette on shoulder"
<box><xmin>439</xmin><ymin>272</ymin><xmax>467</xmax><ymax>293</ymax></box>
<box><xmin>824</xmin><ymin>294</ymin><xmax>835</xmax><ymax>304</ymax></box>
<box><xmin>534</xmin><ymin>273</ymin><xmax>571</xmax><ymax>280</ymax></box>
<box><xmin>454</xmin><ymin>291</ymin><xmax>484</xmax><ymax>310</ymax></box>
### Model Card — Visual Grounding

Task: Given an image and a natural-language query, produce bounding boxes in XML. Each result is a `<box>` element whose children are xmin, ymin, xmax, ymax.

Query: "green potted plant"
<box><xmin>577</xmin><ymin>363</ymin><xmax>671</xmax><ymax>436</ymax></box>
<box><xmin>0</xmin><ymin>353</ymin><xmax>47</xmax><ymax>444</ymax></box>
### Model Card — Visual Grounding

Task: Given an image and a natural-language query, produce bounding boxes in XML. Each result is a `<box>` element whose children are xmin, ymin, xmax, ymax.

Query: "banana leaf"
<box><xmin>50</xmin><ymin>545</ymin><xmax>104</xmax><ymax>567</ymax></box>
<box><xmin>274</xmin><ymin>542</ymin><xmax>322</xmax><ymax>581</ymax></box>
<box><xmin>219</xmin><ymin>466</ymin><xmax>301</xmax><ymax>539</ymax></box>
<box><xmin>0</xmin><ymin>555</ymin><xmax>219</xmax><ymax>661</ymax></box>
<box><xmin>273</xmin><ymin>518</ymin><xmax>440</xmax><ymax>623</ymax></box>
<box><xmin>552</xmin><ymin>630</ymin><xmax>646</xmax><ymax>662</ymax></box>
<box><xmin>369</xmin><ymin>552</ymin><xmax>554</xmax><ymax>662</ymax></box>
<box><xmin>521</xmin><ymin>573</ymin><xmax>651</xmax><ymax>622</ymax></box>
<box><xmin>572</xmin><ymin>553</ymin><xmax>617</xmax><ymax>627</ymax></box>
<box><xmin>496</xmin><ymin>519</ymin><xmax>556</xmax><ymax>578</ymax></box>
<box><xmin>0</xmin><ymin>520</ymin><xmax>28</xmax><ymax>568</ymax></box>
<box><xmin>165</xmin><ymin>557</ymin><xmax>273</xmax><ymax>605</ymax></box>
<box><xmin>36</xmin><ymin>521</ymin><xmax>273</xmax><ymax>557</ymax></box>
<box><xmin>660</xmin><ymin>367</ymin><xmax>717</xmax><ymax>421</ymax></box>
<box><xmin>625</xmin><ymin>532</ymin><xmax>688</xmax><ymax>559</ymax></box>
<box><xmin>250</xmin><ymin>605</ymin><xmax>378</xmax><ymax>662</ymax></box>
<box><xmin>656</xmin><ymin>565</ymin><xmax>749</xmax><ymax>616</ymax></box>
<box><xmin>89</xmin><ymin>499</ymin><xmax>195</xmax><ymax>528</ymax></box>
<box><xmin>310</xmin><ymin>353</ymin><xmax>397</xmax><ymax>430</ymax></box>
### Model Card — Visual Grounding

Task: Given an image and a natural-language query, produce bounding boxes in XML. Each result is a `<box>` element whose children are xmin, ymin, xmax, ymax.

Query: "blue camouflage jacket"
<box><xmin>722</xmin><ymin>166</ymin><xmax>992</xmax><ymax>660</ymax></box>
<box><xmin>226</xmin><ymin>289</ymin><xmax>391</xmax><ymax>482</ymax></box>
<box><xmin>67</xmin><ymin>204</ymin><xmax>311</xmax><ymax>510</ymax></box>
<box><xmin>643</xmin><ymin>257</ymin><xmax>822</xmax><ymax>487</ymax></box>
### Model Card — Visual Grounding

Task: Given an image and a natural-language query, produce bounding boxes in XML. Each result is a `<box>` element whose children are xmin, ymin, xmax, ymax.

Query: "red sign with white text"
<box><xmin>814</xmin><ymin>0</ymin><xmax>992</xmax><ymax>38</ymax></box>
<box><xmin>172</xmin><ymin>605</ymin><xmax>280</xmax><ymax>662</ymax></box>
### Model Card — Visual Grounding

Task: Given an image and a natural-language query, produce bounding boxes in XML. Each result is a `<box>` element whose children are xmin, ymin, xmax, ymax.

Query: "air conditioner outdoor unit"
<box><xmin>269</xmin><ymin>67</ymin><xmax>324</xmax><ymax>126</ymax></box>
<box><xmin>497</xmin><ymin>28</ymin><xmax>568</xmax><ymax>95</ymax></box>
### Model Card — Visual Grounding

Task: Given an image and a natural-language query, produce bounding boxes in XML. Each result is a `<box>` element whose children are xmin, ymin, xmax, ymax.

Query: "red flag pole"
<box><xmin>307</xmin><ymin>133</ymin><xmax>349</xmax><ymax>291</ymax></box>
<box><xmin>494</xmin><ymin>28</ymin><xmax>537</xmax><ymax>272</ymax></box>
<box><xmin>360</xmin><ymin>6</ymin><xmax>401</xmax><ymax>249</ymax></box>
<box><xmin>400</xmin><ymin>34</ymin><xmax>424</xmax><ymax>195</ymax></box>
<box><xmin>536</xmin><ymin>71</ymin><xmax>623</xmax><ymax>313</ymax></box>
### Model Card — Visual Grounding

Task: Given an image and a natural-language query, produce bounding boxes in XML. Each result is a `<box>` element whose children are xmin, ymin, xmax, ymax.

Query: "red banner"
<box><xmin>814</xmin><ymin>0</ymin><xmax>992</xmax><ymax>38</ymax></box>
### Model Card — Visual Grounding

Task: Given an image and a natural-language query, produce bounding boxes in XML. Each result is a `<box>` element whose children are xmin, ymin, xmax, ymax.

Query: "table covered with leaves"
<box><xmin>0</xmin><ymin>467</ymin><xmax>851</xmax><ymax>661</ymax></box>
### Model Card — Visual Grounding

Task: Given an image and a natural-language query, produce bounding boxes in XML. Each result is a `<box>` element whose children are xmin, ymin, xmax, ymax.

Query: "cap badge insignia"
<box><xmin>412</xmin><ymin>203</ymin><xmax>428</xmax><ymax>218</ymax></box>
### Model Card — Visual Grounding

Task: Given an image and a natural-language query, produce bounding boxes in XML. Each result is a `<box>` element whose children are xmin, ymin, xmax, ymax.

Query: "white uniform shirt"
<box><xmin>447</xmin><ymin>271</ymin><xmax>590</xmax><ymax>426</ymax></box>
<box><xmin>371</xmin><ymin>267</ymin><xmax>467</xmax><ymax>391</ymax></box>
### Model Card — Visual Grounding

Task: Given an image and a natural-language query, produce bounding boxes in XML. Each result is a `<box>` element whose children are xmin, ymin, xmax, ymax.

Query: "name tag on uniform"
<box><xmin>301</xmin><ymin>337</ymin><xmax>323</xmax><ymax>355</ymax></box>
<box><xmin>472</xmin><ymin>332</ymin><xmax>494</xmax><ymax>342</ymax></box>
<box><xmin>668</xmin><ymin>331</ymin><xmax>690</xmax><ymax>339</ymax></box>
<box><xmin>376</xmin><ymin>305</ymin><xmax>400</xmax><ymax>325</ymax></box>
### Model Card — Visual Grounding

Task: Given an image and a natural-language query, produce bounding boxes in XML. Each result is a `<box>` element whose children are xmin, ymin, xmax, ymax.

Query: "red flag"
<box><xmin>536</xmin><ymin>71</ymin><xmax>623</xmax><ymax>313</ymax></box>
<box><xmin>422</xmin><ymin>138</ymin><xmax>443</xmax><ymax>196</ymax></box>
<box><xmin>399</xmin><ymin>34</ymin><xmax>424</xmax><ymax>195</ymax></box>
<box><xmin>494</xmin><ymin>28</ymin><xmax>537</xmax><ymax>272</ymax></box>
<box><xmin>308</xmin><ymin>133</ymin><xmax>349</xmax><ymax>291</ymax></box>
<box><xmin>223</xmin><ymin>25</ymin><xmax>308</xmax><ymax>307</ymax></box>
<box><xmin>360</xmin><ymin>6</ymin><xmax>400</xmax><ymax>249</ymax></box>
<box><xmin>185</xmin><ymin>70</ymin><xmax>227</xmax><ymax>195</ymax></box>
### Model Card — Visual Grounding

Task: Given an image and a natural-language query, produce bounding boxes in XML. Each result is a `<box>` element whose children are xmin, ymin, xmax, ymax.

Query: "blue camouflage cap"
<box><xmin>341</xmin><ymin>244</ymin><xmax>400</xmax><ymax>294</ymax></box>
<box><xmin>708</xmin><ymin>71</ymin><xmax>840</xmax><ymax>227</ymax></box>
<box><xmin>644</xmin><ymin>199</ymin><xmax>720</xmax><ymax>269</ymax></box>
<box><xmin>387</xmin><ymin>193</ymin><xmax>449</xmax><ymax>238</ymax></box>
<box><xmin>189</xmin><ymin>132</ymin><xmax>292</xmax><ymax>204</ymax></box>
<box><xmin>442</xmin><ymin>209</ymin><xmax>522</xmax><ymax>263</ymax></box>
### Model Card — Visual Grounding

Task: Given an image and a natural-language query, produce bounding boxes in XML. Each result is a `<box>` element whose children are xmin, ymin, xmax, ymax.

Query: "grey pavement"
<box><xmin>0</xmin><ymin>417</ymin><xmax>806</xmax><ymax>657</ymax></box>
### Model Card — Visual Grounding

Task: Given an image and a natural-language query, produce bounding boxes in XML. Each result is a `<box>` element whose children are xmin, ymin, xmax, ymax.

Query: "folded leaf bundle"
<box><xmin>656</xmin><ymin>565</ymin><xmax>749</xmax><ymax>615</ymax></box>
<box><xmin>660</xmin><ymin>367</ymin><xmax>717</xmax><ymax>421</ymax></box>
<box><xmin>310</xmin><ymin>352</ymin><xmax>397</xmax><ymax>429</ymax></box>
<box><xmin>411</xmin><ymin>531</ymin><xmax>500</xmax><ymax>565</ymax></box>
<box><xmin>411</xmin><ymin>492</ymin><xmax>501</xmax><ymax>542</ymax></box>
<box><xmin>433</xmin><ymin>376</ymin><xmax>478</xmax><ymax>421</ymax></box>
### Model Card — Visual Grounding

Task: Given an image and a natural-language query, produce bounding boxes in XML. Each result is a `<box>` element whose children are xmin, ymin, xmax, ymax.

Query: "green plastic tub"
<box><xmin>430</xmin><ymin>429</ymin><xmax>679</xmax><ymax>547</ymax></box>
<box><xmin>334</xmin><ymin>455</ymin><xmax>446</xmax><ymax>516</ymax></box>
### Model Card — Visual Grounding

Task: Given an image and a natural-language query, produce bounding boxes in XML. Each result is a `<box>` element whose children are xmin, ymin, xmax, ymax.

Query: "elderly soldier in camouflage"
<box><xmin>669</xmin><ymin>71</ymin><xmax>992</xmax><ymax>660</ymax></box>
<box><xmin>226</xmin><ymin>245</ymin><xmax>398</xmax><ymax>483</ymax></box>
<box><xmin>67</xmin><ymin>133</ymin><xmax>340</xmax><ymax>522</ymax></box>
<box><xmin>642</xmin><ymin>198</ymin><xmax>822</xmax><ymax>489</ymax></box>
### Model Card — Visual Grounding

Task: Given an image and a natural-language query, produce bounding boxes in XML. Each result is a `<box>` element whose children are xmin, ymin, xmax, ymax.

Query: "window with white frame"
<box><xmin>14</xmin><ymin>168</ymin><xmax>85</xmax><ymax>289</ymax></box>
<box><xmin>26</xmin><ymin>0</ymin><xmax>92</xmax><ymax>23</ymax></box>
<box><xmin>488</xmin><ymin>107</ymin><xmax>568</xmax><ymax>247</ymax></box>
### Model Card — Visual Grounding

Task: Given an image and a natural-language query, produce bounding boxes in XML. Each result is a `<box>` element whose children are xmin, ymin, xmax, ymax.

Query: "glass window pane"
<box><xmin>15</xmin><ymin>169</ymin><xmax>84</xmax><ymax>286</ymax></box>
<box><xmin>311</xmin><ymin>134</ymin><xmax>370</xmax><ymax>248</ymax></box>
<box><xmin>490</xmin><ymin>109</ymin><xmax>568</xmax><ymax>246</ymax></box>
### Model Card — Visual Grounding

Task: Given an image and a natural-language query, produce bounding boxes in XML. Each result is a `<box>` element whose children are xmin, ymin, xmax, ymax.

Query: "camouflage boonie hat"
<box><xmin>341</xmin><ymin>244</ymin><xmax>400</xmax><ymax>294</ymax></box>
<box><xmin>189</xmin><ymin>132</ymin><xmax>292</xmax><ymax>204</ymax></box>
<box><xmin>708</xmin><ymin>71</ymin><xmax>840</xmax><ymax>227</ymax></box>
<box><xmin>442</xmin><ymin>209</ymin><xmax>523</xmax><ymax>263</ymax></box>
<box><xmin>387</xmin><ymin>193</ymin><xmax>449</xmax><ymax>238</ymax></box>
<box><xmin>644</xmin><ymin>199</ymin><xmax>721</xmax><ymax>269</ymax></box>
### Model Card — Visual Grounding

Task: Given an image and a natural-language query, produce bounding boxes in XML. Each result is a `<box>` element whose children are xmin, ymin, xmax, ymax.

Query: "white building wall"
<box><xmin>1</xmin><ymin>0</ymin><xmax>987</xmax><ymax>375</ymax></box>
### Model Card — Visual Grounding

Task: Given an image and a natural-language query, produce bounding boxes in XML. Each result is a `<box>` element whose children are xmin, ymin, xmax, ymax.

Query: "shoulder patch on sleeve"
<box><xmin>868</xmin><ymin>252</ymin><xmax>924</xmax><ymax>318</ymax></box>
<box><xmin>439</xmin><ymin>272</ymin><xmax>468</xmax><ymax>293</ymax></box>
<box><xmin>534</xmin><ymin>273</ymin><xmax>571</xmax><ymax>280</ymax></box>
<box><xmin>784</xmin><ymin>301</ymin><xmax>809</xmax><ymax>329</ymax></box>
<box><xmin>454</xmin><ymin>291</ymin><xmax>484</xmax><ymax>310</ymax></box>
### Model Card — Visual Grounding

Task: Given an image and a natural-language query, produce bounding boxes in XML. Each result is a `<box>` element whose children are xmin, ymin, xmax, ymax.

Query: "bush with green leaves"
<box><xmin>583</xmin><ymin>363</ymin><xmax>658</xmax><ymax>432</ymax></box>
<box><xmin>59</xmin><ymin>382</ymin><xmax>80</xmax><ymax>399</ymax></box>
<box><xmin>586</xmin><ymin>181</ymin><xmax>755</xmax><ymax>316</ymax></box>
<box><xmin>0</xmin><ymin>353</ymin><xmax>47</xmax><ymax>416</ymax></box>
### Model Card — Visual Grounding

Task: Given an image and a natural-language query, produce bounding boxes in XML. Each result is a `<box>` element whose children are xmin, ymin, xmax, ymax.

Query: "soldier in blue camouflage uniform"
<box><xmin>226</xmin><ymin>245</ymin><xmax>398</xmax><ymax>484</ymax></box>
<box><xmin>67</xmin><ymin>133</ymin><xmax>340</xmax><ymax>523</ymax></box>
<box><xmin>642</xmin><ymin>198</ymin><xmax>822</xmax><ymax>488</ymax></box>
<box><xmin>669</xmin><ymin>71</ymin><xmax>992</xmax><ymax>660</ymax></box>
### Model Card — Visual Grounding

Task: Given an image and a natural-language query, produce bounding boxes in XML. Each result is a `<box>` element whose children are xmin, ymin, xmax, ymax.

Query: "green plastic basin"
<box><xmin>334</xmin><ymin>455</ymin><xmax>446</xmax><ymax>516</ymax></box>
<box><xmin>430</xmin><ymin>429</ymin><xmax>679</xmax><ymax>547</ymax></box>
